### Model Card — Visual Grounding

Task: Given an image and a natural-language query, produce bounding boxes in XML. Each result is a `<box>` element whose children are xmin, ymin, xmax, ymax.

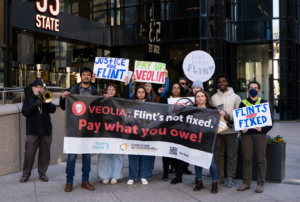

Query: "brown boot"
<box><xmin>193</xmin><ymin>180</ymin><xmax>204</xmax><ymax>191</ymax></box>
<box><xmin>64</xmin><ymin>183</ymin><xmax>73</xmax><ymax>192</ymax></box>
<box><xmin>255</xmin><ymin>185</ymin><xmax>264</xmax><ymax>193</ymax></box>
<box><xmin>211</xmin><ymin>182</ymin><xmax>218</xmax><ymax>194</ymax></box>
<box><xmin>81</xmin><ymin>182</ymin><xmax>95</xmax><ymax>191</ymax></box>
<box><xmin>237</xmin><ymin>184</ymin><xmax>250</xmax><ymax>191</ymax></box>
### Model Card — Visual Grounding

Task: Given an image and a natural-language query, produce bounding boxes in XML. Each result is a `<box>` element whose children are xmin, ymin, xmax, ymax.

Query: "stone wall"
<box><xmin>0</xmin><ymin>98</ymin><xmax>68</xmax><ymax>176</ymax></box>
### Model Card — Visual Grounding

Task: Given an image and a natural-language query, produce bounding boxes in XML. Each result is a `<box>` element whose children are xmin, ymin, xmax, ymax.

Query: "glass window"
<box><xmin>200</xmin><ymin>17</ymin><xmax>207</xmax><ymax>37</ymax></box>
<box><xmin>200</xmin><ymin>0</ymin><xmax>207</xmax><ymax>16</ymax></box>
<box><xmin>170</xmin><ymin>0</ymin><xmax>199</xmax><ymax>19</ymax></box>
<box><xmin>124</xmin><ymin>0</ymin><xmax>140</xmax><ymax>7</ymax></box>
<box><xmin>272</xmin><ymin>19</ymin><xmax>279</xmax><ymax>40</ymax></box>
<box><xmin>262</xmin><ymin>20</ymin><xmax>272</xmax><ymax>40</ymax></box>
<box><xmin>263</xmin><ymin>0</ymin><xmax>272</xmax><ymax>19</ymax></box>
<box><xmin>191</xmin><ymin>18</ymin><xmax>200</xmax><ymax>38</ymax></box>
<box><xmin>208</xmin><ymin>0</ymin><xmax>214</xmax><ymax>15</ymax></box>
<box><xmin>0</xmin><ymin>0</ymin><xmax>3</xmax><ymax>44</ymax></box>
<box><xmin>233</xmin><ymin>3</ymin><xmax>243</xmax><ymax>21</ymax></box>
<box><xmin>243</xmin><ymin>21</ymin><xmax>261</xmax><ymax>41</ymax></box>
<box><xmin>244</xmin><ymin>2</ymin><xmax>263</xmax><ymax>20</ymax></box>
<box><xmin>93</xmin><ymin>11</ymin><xmax>108</xmax><ymax>24</ymax></box>
<box><xmin>0</xmin><ymin>47</ymin><xmax>4</xmax><ymax>87</ymax></box>
<box><xmin>93</xmin><ymin>0</ymin><xmax>108</xmax><ymax>11</ymax></box>
<box><xmin>273</xmin><ymin>41</ymin><xmax>280</xmax><ymax>59</ymax></box>
<box><xmin>172</xmin><ymin>20</ymin><xmax>189</xmax><ymax>40</ymax></box>
<box><xmin>273</xmin><ymin>0</ymin><xmax>279</xmax><ymax>18</ymax></box>
<box><xmin>124</xmin><ymin>6</ymin><xmax>140</xmax><ymax>24</ymax></box>
<box><xmin>119</xmin><ymin>25</ymin><xmax>135</xmax><ymax>45</ymax></box>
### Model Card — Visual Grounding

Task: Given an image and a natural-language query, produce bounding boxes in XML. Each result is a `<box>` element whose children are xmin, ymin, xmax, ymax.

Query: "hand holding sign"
<box><xmin>134</xmin><ymin>60</ymin><xmax>166</xmax><ymax>84</ymax></box>
<box><xmin>183</xmin><ymin>50</ymin><xmax>215</xmax><ymax>82</ymax></box>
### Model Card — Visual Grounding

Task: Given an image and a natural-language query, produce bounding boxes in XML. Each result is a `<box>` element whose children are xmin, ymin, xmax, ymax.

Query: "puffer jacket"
<box><xmin>211</xmin><ymin>87</ymin><xmax>241</xmax><ymax>134</ymax></box>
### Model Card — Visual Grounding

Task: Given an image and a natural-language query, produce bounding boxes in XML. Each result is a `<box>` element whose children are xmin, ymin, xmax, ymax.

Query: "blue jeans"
<box><xmin>195</xmin><ymin>152</ymin><xmax>217</xmax><ymax>181</ymax></box>
<box><xmin>66</xmin><ymin>154</ymin><xmax>91</xmax><ymax>184</ymax></box>
<box><xmin>128</xmin><ymin>155</ymin><xmax>154</xmax><ymax>180</ymax></box>
<box><xmin>97</xmin><ymin>154</ymin><xmax>123</xmax><ymax>180</ymax></box>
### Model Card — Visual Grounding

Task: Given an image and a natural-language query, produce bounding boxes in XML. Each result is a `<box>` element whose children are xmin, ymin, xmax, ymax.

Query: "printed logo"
<box><xmin>120</xmin><ymin>143</ymin><xmax>129</xmax><ymax>151</ymax></box>
<box><xmin>169</xmin><ymin>147</ymin><xmax>178</xmax><ymax>155</ymax></box>
<box><xmin>93</xmin><ymin>142</ymin><xmax>109</xmax><ymax>150</ymax></box>
<box><xmin>72</xmin><ymin>101</ymin><xmax>86</xmax><ymax>116</ymax></box>
<box><xmin>131</xmin><ymin>144</ymin><xmax>158</xmax><ymax>152</ymax></box>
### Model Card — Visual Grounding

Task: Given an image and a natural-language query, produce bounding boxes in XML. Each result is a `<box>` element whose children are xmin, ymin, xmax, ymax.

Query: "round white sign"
<box><xmin>182</xmin><ymin>50</ymin><xmax>215</xmax><ymax>82</ymax></box>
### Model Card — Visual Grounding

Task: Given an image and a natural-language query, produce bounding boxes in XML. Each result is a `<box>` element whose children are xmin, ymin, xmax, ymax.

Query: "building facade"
<box><xmin>1</xmin><ymin>0</ymin><xmax>300</xmax><ymax>120</ymax></box>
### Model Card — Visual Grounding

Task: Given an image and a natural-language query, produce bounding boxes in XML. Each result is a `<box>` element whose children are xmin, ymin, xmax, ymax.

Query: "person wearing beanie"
<box><xmin>20</xmin><ymin>79</ymin><xmax>56</xmax><ymax>183</ymax></box>
<box><xmin>179</xmin><ymin>77</ymin><xmax>191</xmax><ymax>96</ymax></box>
<box><xmin>188</xmin><ymin>80</ymin><xmax>204</xmax><ymax>97</ymax></box>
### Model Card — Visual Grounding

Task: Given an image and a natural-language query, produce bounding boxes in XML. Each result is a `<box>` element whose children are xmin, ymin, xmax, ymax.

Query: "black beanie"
<box><xmin>179</xmin><ymin>77</ymin><xmax>189</xmax><ymax>84</ymax></box>
<box><xmin>32</xmin><ymin>78</ymin><xmax>44</xmax><ymax>87</ymax></box>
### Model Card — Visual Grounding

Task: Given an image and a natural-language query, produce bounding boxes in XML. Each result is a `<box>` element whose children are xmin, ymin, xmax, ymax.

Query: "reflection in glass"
<box><xmin>273</xmin><ymin>60</ymin><xmax>280</xmax><ymax>79</ymax></box>
<box><xmin>244</xmin><ymin>2</ymin><xmax>263</xmax><ymax>20</ymax></box>
<box><xmin>272</xmin><ymin>19</ymin><xmax>279</xmax><ymax>39</ymax></box>
<box><xmin>200</xmin><ymin>18</ymin><xmax>207</xmax><ymax>37</ymax></box>
<box><xmin>243</xmin><ymin>21</ymin><xmax>261</xmax><ymax>41</ymax></box>
<box><xmin>233</xmin><ymin>3</ymin><xmax>243</xmax><ymax>21</ymax></box>
<box><xmin>273</xmin><ymin>0</ymin><xmax>279</xmax><ymax>18</ymax></box>
<box><xmin>273</xmin><ymin>41</ymin><xmax>280</xmax><ymax>59</ymax></box>
<box><xmin>200</xmin><ymin>0</ymin><xmax>207</xmax><ymax>16</ymax></box>
<box><xmin>262</xmin><ymin>20</ymin><xmax>272</xmax><ymax>40</ymax></box>
<box><xmin>124</xmin><ymin>7</ymin><xmax>139</xmax><ymax>24</ymax></box>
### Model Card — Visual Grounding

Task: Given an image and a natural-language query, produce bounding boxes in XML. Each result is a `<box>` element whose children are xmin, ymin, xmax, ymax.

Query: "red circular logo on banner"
<box><xmin>72</xmin><ymin>101</ymin><xmax>86</xmax><ymax>116</ymax></box>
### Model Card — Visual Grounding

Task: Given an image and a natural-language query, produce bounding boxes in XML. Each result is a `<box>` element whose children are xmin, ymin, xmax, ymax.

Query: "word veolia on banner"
<box><xmin>134</xmin><ymin>60</ymin><xmax>166</xmax><ymax>84</ymax></box>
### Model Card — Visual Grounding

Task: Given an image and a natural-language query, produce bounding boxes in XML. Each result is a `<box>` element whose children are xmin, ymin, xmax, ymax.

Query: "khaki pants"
<box><xmin>241</xmin><ymin>133</ymin><xmax>267</xmax><ymax>186</ymax></box>
<box><xmin>216</xmin><ymin>134</ymin><xmax>238</xmax><ymax>178</ymax></box>
<box><xmin>22</xmin><ymin>135</ymin><xmax>52</xmax><ymax>178</ymax></box>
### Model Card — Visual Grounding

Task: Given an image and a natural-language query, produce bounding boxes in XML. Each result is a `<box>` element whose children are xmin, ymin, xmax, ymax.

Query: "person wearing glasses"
<box><xmin>179</xmin><ymin>77</ymin><xmax>191</xmax><ymax>97</ymax></box>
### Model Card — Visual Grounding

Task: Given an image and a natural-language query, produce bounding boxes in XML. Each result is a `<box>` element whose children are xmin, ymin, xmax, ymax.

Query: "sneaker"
<box><xmin>141</xmin><ymin>178</ymin><xmax>148</xmax><ymax>185</ymax></box>
<box><xmin>226</xmin><ymin>177</ymin><xmax>234</xmax><ymax>188</ymax></box>
<box><xmin>162</xmin><ymin>173</ymin><xmax>168</xmax><ymax>181</ymax></box>
<box><xmin>217</xmin><ymin>178</ymin><xmax>225</xmax><ymax>184</ymax></box>
<box><xmin>110</xmin><ymin>178</ymin><xmax>118</xmax><ymax>184</ymax></box>
<box><xmin>127</xmin><ymin>180</ymin><xmax>134</xmax><ymax>185</ymax></box>
<box><xmin>102</xmin><ymin>179</ymin><xmax>109</xmax><ymax>184</ymax></box>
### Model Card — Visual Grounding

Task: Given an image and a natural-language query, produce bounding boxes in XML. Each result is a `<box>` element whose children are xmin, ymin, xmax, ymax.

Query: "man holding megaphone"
<box><xmin>20</xmin><ymin>78</ymin><xmax>56</xmax><ymax>183</ymax></box>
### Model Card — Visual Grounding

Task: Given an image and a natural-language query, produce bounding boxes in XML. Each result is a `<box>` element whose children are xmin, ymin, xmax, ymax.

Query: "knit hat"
<box><xmin>179</xmin><ymin>77</ymin><xmax>189</xmax><ymax>84</ymax></box>
<box><xmin>192</xmin><ymin>80</ymin><xmax>204</xmax><ymax>90</ymax></box>
<box><xmin>32</xmin><ymin>78</ymin><xmax>44</xmax><ymax>87</ymax></box>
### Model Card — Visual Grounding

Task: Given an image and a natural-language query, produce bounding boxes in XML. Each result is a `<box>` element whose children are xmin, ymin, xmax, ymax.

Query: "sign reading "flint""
<box><xmin>35</xmin><ymin>0</ymin><xmax>60</xmax><ymax>32</ymax></box>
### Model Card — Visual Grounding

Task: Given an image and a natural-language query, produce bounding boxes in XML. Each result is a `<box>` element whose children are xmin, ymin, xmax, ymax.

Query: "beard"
<box><xmin>82</xmin><ymin>81</ymin><xmax>90</xmax><ymax>84</ymax></box>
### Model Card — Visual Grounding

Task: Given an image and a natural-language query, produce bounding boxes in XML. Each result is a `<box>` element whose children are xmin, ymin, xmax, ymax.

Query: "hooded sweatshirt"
<box><xmin>211</xmin><ymin>87</ymin><xmax>241</xmax><ymax>134</ymax></box>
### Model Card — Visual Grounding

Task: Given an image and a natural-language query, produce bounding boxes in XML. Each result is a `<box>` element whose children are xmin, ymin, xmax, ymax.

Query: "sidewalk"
<box><xmin>0</xmin><ymin>122</ymin><xmax>299</xmax><ymax>202</ymax></box>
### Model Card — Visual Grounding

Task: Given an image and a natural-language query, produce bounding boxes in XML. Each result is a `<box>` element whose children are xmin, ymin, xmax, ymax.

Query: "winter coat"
<box><xmin>22</xmin><ymin>94</ymin><xmax>56</xmax><ymax>135</ymax></box>
<box><xmin>59</xmin><ymin>83</ymin><xmax>100</xmax><ymax>110</ymax></box>
<box><xmin>211</xmin><ymin>87</ymin><xmax>241</xmax><ymax>134</ymax></box>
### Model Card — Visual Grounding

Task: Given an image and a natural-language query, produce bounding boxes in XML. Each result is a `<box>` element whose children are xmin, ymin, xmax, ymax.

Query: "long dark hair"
<box><xmin>170</xmin><ymin>82</ymin><xmax>184</xmax><ymax>97</ymax></box>
<box><xmin>132</xmin><ymin>86</ymin><xmax>151</xmax><ymax>101</ymax></box>
<box><xmin>144</xmin><ymin>83</ymin><xmax>155</xmax><ymax>101</ymax></box>
<box><xmin>193</xmin><ymin>90</ymin><xmax>215</xmax><ymax>108</ymax></box>
<box><xmin>104</xmin><ymin>83</ymin><xmax>121</xmax><ymax>97</ymax></box>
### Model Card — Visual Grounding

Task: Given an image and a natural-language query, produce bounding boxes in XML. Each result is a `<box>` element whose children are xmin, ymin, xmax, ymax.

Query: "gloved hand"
<box><xmin>36</xmin><ymin>98</ymin><xmax>43</xmax><ymax>106</ymax></box>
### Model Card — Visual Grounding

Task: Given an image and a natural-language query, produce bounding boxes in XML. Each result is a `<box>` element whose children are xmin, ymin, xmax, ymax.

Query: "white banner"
<box><xmin>93</xmin><ymin>57</ymin><xmax>129</xmax><ymax>82</ymax></box>
<box><xmin>64</xmin><ymin>137</ymin><xmax>213</xmax><ymax>169</ymax></box>
<box><xmin>167</xmin><ymin>97</ymin><xmax>195</xmax><ymax>105</ymax></box>
<box><xmin>134</xmin><ymin>60</ymin><xmax>166</xmax><ymax>84</ymax></box>
<box><xmin>233</xmin><ymin>103</ymin><xmax>273</xmax><ymax>131</ymax></box>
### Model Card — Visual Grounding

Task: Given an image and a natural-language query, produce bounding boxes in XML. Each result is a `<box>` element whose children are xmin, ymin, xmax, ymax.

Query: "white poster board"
<box><xmin>182</xmin><ymin>50</ymin><xmax>215</xmax><ymax>82</ymax></box>
<box><xmin>233</xmin><ymin>103</ymin><xmax>273</xmax><ymax>131</ymax></box>
<box><xmin>134</xmin><ymin>60</ymin><xmax>166</xmax><ymax>84</ymax></box>
<box><xmin>93</xmin><ymin>57</ymin><xmax>129</xmax><ymax>82</ymax></box>
<box><xmin>167</xmin><ymin>97</ymin><xmax>195</xmax><ymax>105</ymax></box>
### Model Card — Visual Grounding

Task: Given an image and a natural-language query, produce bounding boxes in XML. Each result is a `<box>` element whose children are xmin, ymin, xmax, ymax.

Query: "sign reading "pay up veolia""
<box><xmin>134</xmin><ymin>60</ymin><xmax>166</xmax><ymax>84</ymax></box>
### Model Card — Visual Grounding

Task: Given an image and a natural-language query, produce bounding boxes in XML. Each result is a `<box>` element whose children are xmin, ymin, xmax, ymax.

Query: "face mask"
<box><xmin>249</xmin><ymin>88</ymin><xmax>258</xmax><ymax>97</ymax></box>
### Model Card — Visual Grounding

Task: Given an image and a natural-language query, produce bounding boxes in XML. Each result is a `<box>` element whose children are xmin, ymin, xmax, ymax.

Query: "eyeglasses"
<box><xmin>180</xmin><ymin>83</ymin><xmax>187</xmax><ymax>85</ymax></box>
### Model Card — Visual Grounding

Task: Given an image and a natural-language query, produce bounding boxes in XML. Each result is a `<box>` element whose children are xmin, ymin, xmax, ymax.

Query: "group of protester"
<box><xmin>20</xmin><ymin>66</ymin><xmax>273</xmax><ymax>195</ymax></box>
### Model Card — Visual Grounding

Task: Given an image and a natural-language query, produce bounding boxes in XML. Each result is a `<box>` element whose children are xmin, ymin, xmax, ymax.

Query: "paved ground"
<box><xmin>0</xmin><ymin>122</ymin><xmax>299</xmax><ymax>202</ymax></box>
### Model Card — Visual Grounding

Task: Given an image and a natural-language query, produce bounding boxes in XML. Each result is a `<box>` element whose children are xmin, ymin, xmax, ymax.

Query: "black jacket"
<box><xmin>59</xmin><ymin>83</ymin><xmax>100</xmax><ymax>110</ymax></box>
<box><xmin>22</xmin><ymin>94</ymin><xmax>56</xmax><ymax>135</ymax></box>
<box><xmin>239</xmin><ymin>97</ymin><xmax>274</xmax><ymax>134</ymax></box>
